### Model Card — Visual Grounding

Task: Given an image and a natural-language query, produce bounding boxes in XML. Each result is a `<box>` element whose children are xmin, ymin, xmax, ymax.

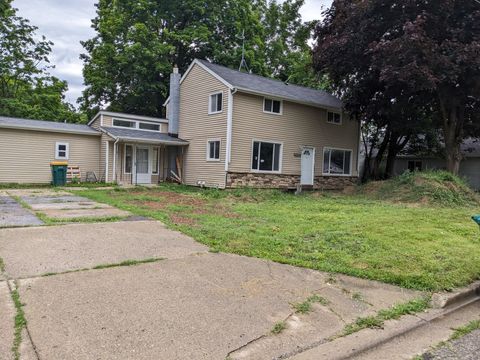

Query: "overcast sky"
<box><xmin>13</xmin><ymin>0</ymin><xmax>333</xmax><ymax>107</ymax></box>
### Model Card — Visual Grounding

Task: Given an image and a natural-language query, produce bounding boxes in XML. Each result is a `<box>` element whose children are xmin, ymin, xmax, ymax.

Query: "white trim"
<box><xmin>301</xmin><ymin>146</ymin><xmax>316</xmax><ymax>185</ymax></box>
<box><xmin>206</xmin><ymin>138</ymin><xmax>221</xmax><ymax>162</ymax></box>
<box><xmin>327</xmin><ymin>111</ymin><xmax>342</xmax><ymax>125</ymax></box>
<box><xmin>250</xmin><ymin>139</ymin><xmax>283</xmax><ymax>174</ymax></box>
<box><xmin>263</xmin><ymin>97</ymin><xmax>283</xmax><ymax>115</ymax></box>
<box><xmin>55</xmin><ymin>142</ymin><xmax>69</xmax><ymax>160</ymax></box>
<box><xmin>105</xmin><ymin>141</ymin><xmax>109</xmax><ymax>182</ymax></box>
<box><xmin>112</xmin><ymin>139</ymin><xmax>119</xmax><ymax>183</ymax></box>
<box><xmin>88</xmin><ymin>111</ymin><xmax>168</xmax><ymax>126</ymax></box>
<box><xmin>124</xmin><ymin>144</ymin><xmax>133</xmax><ymax>174</ymax></box>
<box><xmin>100</xmin><ymin>113</ymin><xmax>104</xmax><ymax>127</ymax></box>
<box><xmin>322</xmin><ymin>147</ymin><xmax>353</xmax><ymax>176</ymax></box>
<box><xmin>208</xmin><ymin>91</ymin><xmax>224</xmax><ymax>115</ymax></box>
<box><xmin>225</xmin><ymin>89</ymin><xmax>235</xmax><ymax>171</ymax></box>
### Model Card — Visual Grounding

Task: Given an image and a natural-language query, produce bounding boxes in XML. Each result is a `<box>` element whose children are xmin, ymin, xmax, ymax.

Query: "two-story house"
<box><xmin>0</xmin><ymin>59</ymin><xmax>360</xmax><ymax>189</ymax></box>
<box><xmin>166</xmin><ymin>59</ymin><xmax>360</xmax><ymax>189</ymax></box>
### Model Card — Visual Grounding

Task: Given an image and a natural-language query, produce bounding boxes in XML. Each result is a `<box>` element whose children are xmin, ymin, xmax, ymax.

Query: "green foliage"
<box><xmin>75</xmin><ymin>185</ymin><xmax>480</xmax><ymax>291</ymax></box>
<box><xmin>80</xmin><ymin>0</ymin><xmax>319</xmax><ymax>117</ymax></box>
<box><xmin>450</xmin><ymin>320</ymin><xmax>480</xmax><ymax>341</ymax></box>
<box><xmin>0</xmin><ymin>1</ymin><xmax>83</xmax><ymax>122</ymax></box>
<box><xmin>271</xmin><ymin>321</ymin><xmax>287</xmax><ymax>334</ymax></box>
<box><xmin>11</xmin><ymin>286</ymin><xmax>27</xmax><ymax>360</ymax></box>
<box><xmin>343</xmin><ymin>297</ymin><xmax>430</xmax><ymax>336</ymax></box>
<box><xmin>359</xmin><ymin>170</ymin><xmax>479</xmax><ymax>207</ymax></box>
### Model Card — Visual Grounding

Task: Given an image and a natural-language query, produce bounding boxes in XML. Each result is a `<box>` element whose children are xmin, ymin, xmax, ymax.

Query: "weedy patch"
<box><xmin>293</xmin><ymin>294</ymin><xmax>330</xmax><ymax>314</ymax></box>
<box><xmin>450</xmin><ymin>319</ymin><xmax>480</xmax><ymax>340</ymax></box>
<box><xmin>10</xmin><ymin>284</ymin><xmax>26</xmax><ymax>360</ymax></box>
<box><xmin>271</xmin><ymin>321</ymin><xmax>287</xmax><ymax>334</ymax></box>
<box><xmin>341</xmin><ymin>296</ymin><xmax>430</xmax><ymax>336</ymax></box>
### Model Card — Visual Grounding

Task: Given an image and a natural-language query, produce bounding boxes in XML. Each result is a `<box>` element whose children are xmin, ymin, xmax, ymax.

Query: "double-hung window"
<box><xmin>251</xmin><ymin>141</ymin><xmax>282</xmax><ymax>172</ymax></box>
<box><xmin>207</xmin><ymin>140</ymin><xmax>220</xmax><ymax>161</ymax></box>
<box><xmin>55</xmin><ymin>142</ymin><xmax>69</xmax><ymax>160</ymax></box>
<box><xmin>209</xmin><ymin>92</ymin><xmax>223</xmax><ymax>114</ymax></box>
<box><xmin>323</xmin><ymin>148</ymin><xmax>352</xmax><ymax>175</ymax></box>
<box><xmin>327</xmin><ymin>111</ymin><xmax>342</xmax><ymax>125</ymax></box>
<box><xmin>263</xmin><ymin>98</ymin><xmax>282</xmax><ymax>114</ymax></box>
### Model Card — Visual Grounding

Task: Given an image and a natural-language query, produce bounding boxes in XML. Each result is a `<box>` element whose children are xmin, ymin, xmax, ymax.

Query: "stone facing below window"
<box><xmin>226</xmin><ymin>172</ymin><xmax>358</xmax><ymax>190</ymax></box>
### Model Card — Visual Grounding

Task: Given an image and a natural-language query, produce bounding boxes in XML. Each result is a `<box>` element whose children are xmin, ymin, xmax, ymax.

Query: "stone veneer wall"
<box><xmin>226</xmin><ymin>172</ymin><xmax>358</xmax><ymax>190</ymax></box>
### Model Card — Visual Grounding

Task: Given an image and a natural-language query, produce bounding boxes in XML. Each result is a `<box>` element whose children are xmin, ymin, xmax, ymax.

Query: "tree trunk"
<box><xmin>439</xmin><ymin>93</ymin><xmax>464</xmax><ymax>175</ymax></box>
<box><xmin>385</xmin><ymin>133</ymin><xmax>410</xmax><ymax>179</ymax></box>
<box><xmin>372</xmin><ymin>128</ymin><xmax>390</xmax><ymax>179</ymax></box>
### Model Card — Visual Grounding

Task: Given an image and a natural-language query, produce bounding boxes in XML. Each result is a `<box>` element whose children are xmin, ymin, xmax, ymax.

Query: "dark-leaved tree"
<box><xmin>314</xmin><ymin>0</ymin><xmax>480</xmax><ymax>176</ymax></box>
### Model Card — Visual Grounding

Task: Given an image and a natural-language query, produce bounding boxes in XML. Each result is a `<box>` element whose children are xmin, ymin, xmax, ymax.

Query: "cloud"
<box><xmin>12</xmin><ymin>0</ymin><xmax>333</xmax><ymax>108</ymax></box>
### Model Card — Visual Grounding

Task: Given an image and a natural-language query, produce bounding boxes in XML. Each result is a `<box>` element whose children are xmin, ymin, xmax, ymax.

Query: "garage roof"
<box><xmin>0</xmin><ymin>116</ymin><xmax>100</xmax><ymax>135</ymax></box>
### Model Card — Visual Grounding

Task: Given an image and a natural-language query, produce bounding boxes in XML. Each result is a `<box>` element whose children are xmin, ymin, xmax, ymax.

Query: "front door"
<box><xmin>301</xmin><ymin>146</ymin><xmax>315</xmax><ymax>185</ymax></box>
<box><xmin>135</xmin><ymin>147</ymin><xmax>150</xmax><ymax>184</ymax></box>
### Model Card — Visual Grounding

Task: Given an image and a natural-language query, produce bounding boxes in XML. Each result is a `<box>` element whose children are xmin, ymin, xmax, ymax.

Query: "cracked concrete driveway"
<box><xmin>0</xmin><ymin>195</ymin><xmax>423</xmax><ymax>360</ymax></box>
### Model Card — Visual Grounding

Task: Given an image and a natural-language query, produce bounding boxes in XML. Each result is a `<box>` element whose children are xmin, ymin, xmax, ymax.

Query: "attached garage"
<box><xmin>0</xmin><ymin>116</ymin><xmax>101</xmax><ymax>184</ymax></box>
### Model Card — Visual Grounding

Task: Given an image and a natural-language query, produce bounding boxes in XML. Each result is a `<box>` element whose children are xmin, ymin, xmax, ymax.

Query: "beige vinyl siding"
<box><xmin>0</xmin><ymin>128</ymin><xmax>101</xmax><ymax>183</ymax></box>
<box><xmin>178</xmin><ymin>64</ymin><xmax>229</xmax><ymax>188</ymax></box>
<box><xmin>229</xmin><ymin>92</ymin><xmax>359</xmax><ymax>177</ymax></box>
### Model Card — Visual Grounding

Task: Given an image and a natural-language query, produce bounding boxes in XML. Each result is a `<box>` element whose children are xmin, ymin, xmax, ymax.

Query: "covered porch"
<box><xmin>103</xmin><ymin>127</ymin><xmax>188</xmax><ymax>185</ymax></box>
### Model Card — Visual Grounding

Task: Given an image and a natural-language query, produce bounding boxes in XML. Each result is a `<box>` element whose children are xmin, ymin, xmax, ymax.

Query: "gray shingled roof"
<box><xmin>101</xmin><ymin>127</ymin><xmax>188</xmax><ymax>145</ymax></box>
<box><xmin>0</xmin><ymin>116</ymin><xmax>99</xmax><ymax>135</ymax></box>
<box><xmin>197</xmin><ymin>59</ymin><xmax>343</xmax><ymax>110</ymax></box>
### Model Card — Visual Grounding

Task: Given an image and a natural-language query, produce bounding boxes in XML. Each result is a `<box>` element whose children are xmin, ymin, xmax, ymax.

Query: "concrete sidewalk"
<box><xmin>0</xmin><ymin>221</ymin><xmax>208</xmax><ymax>278</ymax></box>
<box><xmin>16</xmin><ymin>253</ymin><xmax>421</xmax><ymax>360</ymax></box>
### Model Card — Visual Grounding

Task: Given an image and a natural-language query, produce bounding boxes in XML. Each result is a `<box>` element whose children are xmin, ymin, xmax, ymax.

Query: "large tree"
<box><xmin>0</xmin><ymin>0</ymin><xmax>83</xmax><ymax>122</ymax></box>
<box><xmin>314</xmin><ymin>0</ymin><xmax>480</xmax><ymax>176</ymax></box>
<box><xmin>79</xmin><ymin>0</ymin><xmax>319</xmax><ymax>118</ymax></box>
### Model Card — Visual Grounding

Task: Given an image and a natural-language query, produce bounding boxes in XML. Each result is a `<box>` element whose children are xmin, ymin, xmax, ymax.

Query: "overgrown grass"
<box><xmin>74</xmin><ymin>181</ymin><xmax>480</xmax><ymax>291</ymax></box>
<box><xmin>34</xmin><ymin>212</ymin><xmax>126</xmax><ymax>225</ymax></box>
<box><xmin>358</xmin><ymin>170</ymin><xmax>479</xmax><ymax>207</ymax></box>
<box><xmin>342</xmin><ymin>296</ymin><xmax>431</xmax><ymax>336</ymax></box>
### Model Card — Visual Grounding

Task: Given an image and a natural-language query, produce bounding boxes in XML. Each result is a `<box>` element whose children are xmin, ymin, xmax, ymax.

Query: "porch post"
<box><xmin>112</xmin><ymin>141</ymin><xmax>117</xmax><ymax>183</ymax></box>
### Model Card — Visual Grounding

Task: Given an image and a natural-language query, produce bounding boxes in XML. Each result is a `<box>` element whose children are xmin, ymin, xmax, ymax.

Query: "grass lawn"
<box><xmin>75</xmin><ymin>183</ymin><xmax>480</xmax><ymax>292</ymax></box>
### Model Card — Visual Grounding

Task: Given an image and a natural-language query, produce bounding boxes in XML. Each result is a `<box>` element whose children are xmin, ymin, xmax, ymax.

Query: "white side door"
<box><xmin>301</xmin><ymin>146</ymin><xmax>315</xmax><ymax>185</ymax></box>
<box><xmin>135</xmin><ymin>146</ymin><xmax>151</xmax><ymax>184</ymax></box>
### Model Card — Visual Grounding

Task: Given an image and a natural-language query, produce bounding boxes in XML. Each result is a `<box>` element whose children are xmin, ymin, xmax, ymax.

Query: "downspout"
<box><xmin>112</xmin><ymin>138</ymin><xmax>120</xmax><ymax>184</ymax></box>
<box><xmin>225</xmin><ymin>89</ymin><xmax>237</xmax><ymax>172</ymax></box>
<box><xmin>105</xmin><ymin>141</ymin><xmax>109</xmax><ymax>183</ymax></box>
<box><xmin>225</xmin><ymin>88</ymin><xmax>237</xmax><ymax>187</ymax></box>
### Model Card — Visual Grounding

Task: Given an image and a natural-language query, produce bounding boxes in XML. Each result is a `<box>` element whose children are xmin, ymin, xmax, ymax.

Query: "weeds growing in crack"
<box><xmin>11</xmin><ymin>284</ymin><xmax>26</xmax><ymax>360</ymax></box>
<box><xmin>341</xmin><ymin>296</ymin><xmax>431</xmax><ymax>336</ymax></box>
<box><xmin>271</xmin><ymin>321</ymin><xmax>287</xmax><ymax>334</ymax></box>
<box><xmin>293</xmin><ymin>294</ymin><xmax>330</xmax><ymax>314</ymax></box>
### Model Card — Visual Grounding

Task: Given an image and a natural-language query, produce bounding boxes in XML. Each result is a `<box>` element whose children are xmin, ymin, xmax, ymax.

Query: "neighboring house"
<box><xmin>394</xmin><ymin>138</ymin><xmax>480</xmax><ymax>190</ymax></box>
<box><xmin>166</xmin><ymin>59</ymin><xmax>360</xmax><ymax>189</ymax></box>
<box><xmin>0</xmin><ymin>59</ymin><xmax>360</xmax><ymax>189</ymax></box>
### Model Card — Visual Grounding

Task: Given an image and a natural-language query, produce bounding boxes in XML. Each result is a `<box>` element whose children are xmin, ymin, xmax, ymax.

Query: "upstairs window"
<box><xmin>327</xmin><ymin>111</ymin><xmax>342</xmax><ymax>125</ymax></box>
<box><xmin>139</xmin><ymin>122</ymin><xmax>160</xmax><ymax>131</ymax></box>
<box><xmin>207</xmin><ymin>139</ymin><xmax>220</xmax><ymax>161</ymax></box>
<box><xmin>209</xmin><ymin>92</ymin><xmax>223</xmax><ymax>114</ymax></box>
<box><xmin>252</xmin><ymin>141</ymin><xmax>281</xmax><ymax>172</ymax></box>
<box><xmin>264</xmin><ymin>98</ymin><xmax>282</xmax><ymax>114</ymax></box>
<box><xmin>323</xmin><ymin>148</ymin><xmax>352</xmax><ymax>175</ymax></box>
<box><xmin>113</xmin><ymin>119</ymin><xmax>136</xmax><ymax>128</ymax></box>
<box><xmin>55</xmin><ymin>142</ymin><xmax>69</xmax><ymax>160</ymax></box>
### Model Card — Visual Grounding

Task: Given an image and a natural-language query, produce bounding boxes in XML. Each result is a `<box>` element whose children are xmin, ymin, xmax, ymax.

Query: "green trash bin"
<box><xmin>50</xmin><ymin>162</ymin><xmax>68</xmax><ymax>186</ymax></box>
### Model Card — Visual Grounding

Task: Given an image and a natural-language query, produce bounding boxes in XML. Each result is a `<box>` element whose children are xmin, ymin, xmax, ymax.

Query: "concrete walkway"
<box><xmin>0</xmin><ymin>216</ymin><xmax>423</xmax><ymax>360</ymax></box>
<box><xmin>0</xmin><ymin>192</ymin><xmax>43</xmax><ymax>228</ymax></box>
